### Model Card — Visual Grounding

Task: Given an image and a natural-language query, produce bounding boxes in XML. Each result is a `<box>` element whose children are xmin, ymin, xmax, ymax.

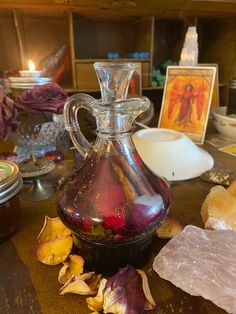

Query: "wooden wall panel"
<box><xmin>153</xmin><ymin>20</ymin><xmax>185</xmax><ymax>67</ymax></box>
<box><xmin>199</xmin><ymin>18</ymin><xmax>236</xmax><ymax>104</ymax></box>
<box><xmin>2</xmin><ymin>0</ymin><xmax>236</xmax><ymax>19</ymax></box>
<box><xmin>0</xmin><ymin>16</ymin><xmax>21</xmax><ymax>71</ymax></box>
<box><xmin>0</xmin><ymin>10</ymin><xmax>72</xmax><ymax>85</ymax></box>
<box><xmin>21</xmin><ymin>16</ymin><xmax>68</xmax><ymax>68</ymax></box>
<box><xmin>73</xmin><ymin>15</ymin><xmax>142</xmax><ymax>59</ymax></box>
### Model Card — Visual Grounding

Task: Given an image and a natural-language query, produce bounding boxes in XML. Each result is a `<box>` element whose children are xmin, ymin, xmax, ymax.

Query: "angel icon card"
<box><xmin>158</xmin><ymin>66</ymin><xmax>216</xmax><ymax>144</ymax></box>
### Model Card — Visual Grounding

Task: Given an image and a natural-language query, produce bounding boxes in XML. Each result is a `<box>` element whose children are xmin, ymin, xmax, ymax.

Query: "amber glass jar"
<box><xmin>0</xmin><ymin>160</ymin><xmax>23</xmax><ymax>242</ymax></box>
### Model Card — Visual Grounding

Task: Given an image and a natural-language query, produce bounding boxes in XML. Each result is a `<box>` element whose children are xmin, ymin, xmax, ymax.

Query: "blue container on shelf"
<box><xmin>107</xmin><ymin>52</ymin><xmax>119</xmax><ymax>59</ymax></box>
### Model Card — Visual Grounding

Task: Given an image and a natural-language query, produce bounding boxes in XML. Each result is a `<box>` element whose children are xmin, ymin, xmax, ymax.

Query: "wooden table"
<box><xmin>0</xmin><ymin>142</ymin><xmax>235</xmax><ymax>314</ymax></box>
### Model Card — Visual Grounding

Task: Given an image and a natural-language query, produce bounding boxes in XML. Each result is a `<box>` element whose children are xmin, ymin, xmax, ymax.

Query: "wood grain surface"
<box><xmin>2</xmin><ymin>0</ymin><xmax>236</xmax><ymax>19</ymax></box>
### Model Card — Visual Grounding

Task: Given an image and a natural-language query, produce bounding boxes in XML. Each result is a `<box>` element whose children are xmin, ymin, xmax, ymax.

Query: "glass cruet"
<box><xmin>57</xmin><ymin>62</ymin><xmax>171</xmax><ymax>274</ymax></box>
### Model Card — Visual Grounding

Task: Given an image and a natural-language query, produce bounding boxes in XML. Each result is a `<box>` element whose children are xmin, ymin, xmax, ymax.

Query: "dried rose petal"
<box><xmin>0</xmin><ymin>86</ymin><xmax>18</xmax><ymax>140</ymax></box>
<box><xmin>103</xmin><ymin>216</ymin><xmax>126</xmax><ymax>233</ymax></box>
<box><xmin>103</xmin><ymin>265</ymin><xmax>146</xmax><ymax>314</ymax></box>
<box><xmin>35</xmin><ymin>235</ymin><xmax>73</xmax><ymax>265</ymax></box>
<box><xmin>58</xmin><ymin>255</ymin><xmax>84</xmax><ymax>284</ymax></box>
<box><xmin>86</xmin><ymin>266</ymin><xmax>156</xmax><ymax>313</ymax></box>
<box><xmin>81</xmin><ymin>215</ymin><xmax>93</xmax><ymax>232</ymax></box>
<box><xmin>14</xmin><ymin>82</ymin><xmax>68</xmax><ymax>114</ymax></box>
<box><xmin>37</xmin><ymin>216</ymin><xmax>71</xmax><ymax>243</ymax></box>
<box><xmin>86</xmin><ymin>279</ymin><xmax>107</xmax><ymax>312</ymax></box>
<box><xmin>156</xmin><ymin>216</ymin><xmax>184</xmax><ymax>239</ymax></box>
<box><xmin>137</xmin><ymin>270</ymin><xmax>156</xmax><ymax>310</ymax></box>
<box><xmin>59</xmin><ymin>272</ymin><xmax>101</xmax><ymax>296</ymax></box>
<box><xmin>36</xmin><ymin>216</ymin><xmax>73</xmax><ymax>266</ymax></box>
<box><xmin>131</xmin><ymin>195</ymin><xmax>164</xmax><ymax>232</ymax></box>
<box><xmin>59</xmin><ymin>275</ymin><xmax>92</xmax><ymax>295</ymax></box>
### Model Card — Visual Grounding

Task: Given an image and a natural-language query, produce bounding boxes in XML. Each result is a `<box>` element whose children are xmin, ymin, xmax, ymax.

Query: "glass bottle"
<box><xmin>57</xmin><ymin>62</ymin><xmax>171</xmax><ymax>274</ymax></box>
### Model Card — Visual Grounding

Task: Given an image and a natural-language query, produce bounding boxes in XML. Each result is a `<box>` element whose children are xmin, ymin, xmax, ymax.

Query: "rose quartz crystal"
<box><xmin>153</xmin><ymin>225</ymin><xmax>236</xmax><ymax>314</ymax></box>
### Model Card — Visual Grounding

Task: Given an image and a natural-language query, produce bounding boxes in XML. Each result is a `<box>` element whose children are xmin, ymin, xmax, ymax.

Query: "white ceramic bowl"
<box><xmin>132</xmin><ymin>128</ymin><xmax>214</xmax><ymax>181</ymax></box>
<box><xmin>212</xmin><ymin>106</ymin><xmax>236</xmax><ymax>140</ymax></box>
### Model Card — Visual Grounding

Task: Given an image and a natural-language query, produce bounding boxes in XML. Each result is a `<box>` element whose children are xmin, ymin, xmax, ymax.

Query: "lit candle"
<box><xmin>19</xmin><ymin>60</ymin><xmax>42</xmax><ymax>78</ymax></box>
<box><xmin>28</xmin><ymin>60</ymin><xmax>35</xmax><ymax>71</ymax></box>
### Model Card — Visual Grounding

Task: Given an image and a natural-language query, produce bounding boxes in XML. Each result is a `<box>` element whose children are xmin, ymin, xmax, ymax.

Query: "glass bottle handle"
<box><xmin>64</xmin><ymin>93</ymin><xmax>96</xmax><ymax>158</ymax></box>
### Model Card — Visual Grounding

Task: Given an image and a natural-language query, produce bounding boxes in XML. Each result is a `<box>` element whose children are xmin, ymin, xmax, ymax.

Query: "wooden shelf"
<box><xmin>75</xmin><ymin>58</ymin><xmax>151</xmax><ymax>63</ymax></box>
<box><xmin>65</xmin><ymin>83</ymin><xmax>225</xmax><ymax>94</ymax></box>
<box><xmin>71</xmin><ymin>13</ymin><xmax>154</xmax><ymax>89</ymax></box>
<box><xmin>64</xmin><ymin>87</ymin><xmax>100</xmax><ymax>94</ymax></box>
<box><xmin>2</xmin><ymin>1</ymin><xmax>236</xmax><ymax>20</ymax></box>
<box><xmin>64</xmin><ymin>85</ymin><xmax>165</xmax><ymax>94</ymax></box>
<box><xmin>143</xmin><ymin>86</ymin><xmax>164</xmax><ymax>90</ymax></box>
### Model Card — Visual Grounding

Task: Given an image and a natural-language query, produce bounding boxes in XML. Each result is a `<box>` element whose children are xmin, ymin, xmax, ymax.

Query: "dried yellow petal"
<box><xmin>37</xmin><ymin>216</ymin><xmax>71</xmax><ymax>243</ymax></box>
<box><xmin>59</xmin><ymin>272</ymin><xmax>101</xmax><ymax>296</ymax></box>
<box><xmin>36</xmin><ymin>235</ymin><xmax>73</xmax><ymax>265</ymax></box>
<box><xmin>86</xmin><ymin>278</ymin><xmax>107</xmax><ymax>312</ymax></box>
<box><xmin>58</xmin><ymin>255</ymin><xmax>84</xmax><ymax>284</ymax></box>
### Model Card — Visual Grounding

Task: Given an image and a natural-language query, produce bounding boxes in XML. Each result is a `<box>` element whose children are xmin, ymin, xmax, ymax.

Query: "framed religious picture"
<box><xmin>158</xmin><ymin>66</ymin><xmax>216</xmax><ymax>144</ymax></box>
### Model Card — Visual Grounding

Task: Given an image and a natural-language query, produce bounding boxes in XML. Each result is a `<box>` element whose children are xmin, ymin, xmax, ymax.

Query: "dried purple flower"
<box><xmin>14</xmin><ymin>82</ymin><xmax>68</xmax><ymax>114</ymax></box>
<box><xmin>87</xmin><ymin>265</ymin><xmax>156</xmax><ymax>314</ymax></box>
<box><xmin>0</xmin><ymin>86</ymin><xmax>18</xmax><ymax>140</ymax></box>
<box><xmin>103</xmin><ymin>265</ymin><xmax>146</xmax><ymax>313</ymax></box>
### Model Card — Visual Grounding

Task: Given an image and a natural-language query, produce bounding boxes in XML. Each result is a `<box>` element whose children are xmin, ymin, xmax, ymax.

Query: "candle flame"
<box><xmin>28</xmin><ymin>60</ymin><xmax>35</xmax><ymax>71</ymax></box>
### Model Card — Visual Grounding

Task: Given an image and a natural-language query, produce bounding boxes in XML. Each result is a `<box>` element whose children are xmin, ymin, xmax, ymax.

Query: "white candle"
<box><xmin>19</xmin><ymin>60</ymin><xmax>42</xmax><ymax>78</ymax></box>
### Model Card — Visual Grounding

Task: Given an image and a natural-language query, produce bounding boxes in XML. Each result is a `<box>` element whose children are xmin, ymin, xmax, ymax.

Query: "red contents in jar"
<box><xmin>0</xmin><ymin>196</ymin><xmax>21</xmax><ymax>242</ymax></box>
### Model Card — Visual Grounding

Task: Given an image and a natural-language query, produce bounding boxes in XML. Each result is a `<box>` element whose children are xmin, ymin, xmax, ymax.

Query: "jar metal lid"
<box><xmin>0</xmin><ymin>160</ymin><xmax>23</xmax><ymax>205</ymax></box>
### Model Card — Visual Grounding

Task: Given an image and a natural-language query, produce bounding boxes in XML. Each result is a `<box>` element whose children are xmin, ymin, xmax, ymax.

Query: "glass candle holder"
<box><xmin>10</xmin><ymin>112</ymin><xmax>66</xmax><ymax>157</ymax></box>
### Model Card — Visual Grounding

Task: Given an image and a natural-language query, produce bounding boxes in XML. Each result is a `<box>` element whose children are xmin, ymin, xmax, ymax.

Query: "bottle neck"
<box><xmin>94</xmin><ymin>62</ymin><xmax>135</xmax><ymax>103</ymax></box>
<box><xmin>95</xmin><ymin>112</ymin><xmax>133</xmax><ymax>133</ymax></box>
<box><xmin>93</xmin><ymin>62</ymin><xmax>150</xmax><ymax>133</ymax></box>
<box><xmin>93</xmin><ymin>97</ymin><xmax>150</xmax><ymax>133</ymax></box>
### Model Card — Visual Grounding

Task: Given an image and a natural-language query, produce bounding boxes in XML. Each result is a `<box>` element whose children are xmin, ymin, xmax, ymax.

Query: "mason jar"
<box><xmin>0</xmin><ymin>160</ymin><xmax>23</xmax><ymax>242</ymax></box>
